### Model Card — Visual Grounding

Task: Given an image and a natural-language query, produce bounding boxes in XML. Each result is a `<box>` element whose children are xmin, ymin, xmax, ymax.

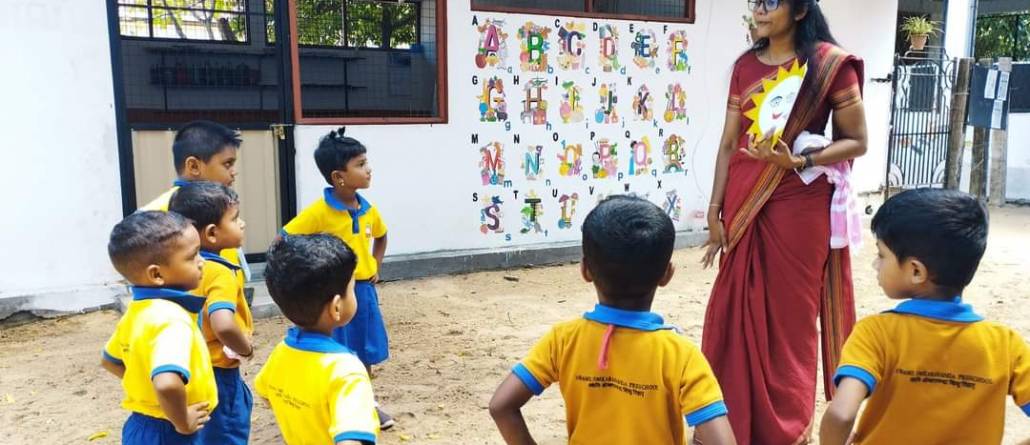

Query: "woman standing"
<box><xmin>701</xmin><ymin>0</ymin><xmax>867</xmax><ymax>443</ymax></box>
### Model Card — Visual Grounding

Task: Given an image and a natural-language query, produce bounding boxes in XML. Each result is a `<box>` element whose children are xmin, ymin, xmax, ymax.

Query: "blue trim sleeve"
<box><xmin>685</xmin><ymin>401</ymin><xmax>728</xmax><ymax>427</ymax></box>
<box><xmin>207</xmin><ymin>302</ymin><xmax>237</xmax><ymax>315</ymax></box>
<box><xmin>1022</xmin><ymin>403</ymin><xmax>1030</xmax><ymax>417</ymax></box>
<box><xmin>102</xmin><ymin>350</ymin><xmax>124</xmax><ymax>366</ymax></box>
<box><xmin>334</xmin><ymin>431</ymin><xmax>376</xmax><ymax>444</ymax></box>
<box><xmin>834</xmin><ymin>365</ymin><xmax>878</xmax><ymax>395</ymax></box>
<box><xmin>151</xmin><ymin>364</ymin><xmax>191</xmax><ymax>384</ymax></box>
<box><xmin>512</xmin><ymin>363</ymin><xmax>545</xmax><ymax>396</ymax></box>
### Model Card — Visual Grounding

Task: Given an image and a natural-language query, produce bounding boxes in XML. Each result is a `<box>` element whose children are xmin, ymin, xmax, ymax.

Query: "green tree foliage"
<box><xmin>280</xmin><ymin>0</ymin><xmax>417</xmax><ymax>48</ymax></box>
<box><xmin>975</xmin><ymin>12</ymin><xmax>1030</xmax><ymax>62</ymax></box>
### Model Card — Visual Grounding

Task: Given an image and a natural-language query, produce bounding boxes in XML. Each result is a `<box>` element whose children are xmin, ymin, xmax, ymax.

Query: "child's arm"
<box><xmin>153</xmin><ymin>373</ymin><xmax>211</xmax><ymax>434</ymax></box>
<box><xmin>210</xmin><ymin>310</ymin><xmax>253</xmax><ymax>359</ymax></box>
<box><xmin>100</xmin><ymin>358</ymin><xmax>126</xmax><ymax>379</ymax></box>
<box><xmin>692</xmin><ymin>417</ymin><xmax>737</xmax><ymax>445</ymax></box>
<box><xmin>371</xmin><ymin>234</ymin><xmax>387</xmax><ymax>283</ymax></box>
<box><xmin>489</xmin><ymin>373</ymin><xmax>538</xmax><ymax>445</ymax></box>
<box><xmin>819</xmin><ymin>377</ymin><xmax>867</xmax><ymax>445</ymax></box>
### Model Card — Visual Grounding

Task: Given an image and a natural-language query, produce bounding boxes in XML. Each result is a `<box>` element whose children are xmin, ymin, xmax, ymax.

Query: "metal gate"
<box><xmin>885</xmin><ymin>54</ymin><xmax>957</xmax><ymax>190</ymax></box>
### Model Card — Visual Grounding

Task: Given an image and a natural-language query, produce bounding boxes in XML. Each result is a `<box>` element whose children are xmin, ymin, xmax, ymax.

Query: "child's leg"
<box><xmin>197</xmin><ymin>367</ymin><xmax>253</xmax><ymax>445</ymax></box>
<box><xmin>122</xmin><ymin>412</ymin><xmax>199</xmax><ymax>445</ymax></box>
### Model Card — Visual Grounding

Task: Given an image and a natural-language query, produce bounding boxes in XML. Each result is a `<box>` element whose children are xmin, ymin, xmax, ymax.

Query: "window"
<box><xmin>975</xmin><ymin>12</ymin><xmax>1030</xmax><ymax>62</ymax></box>
<box><xmin>288</xmin><ymin>0</ymin><xmax>447</xmax><ymax>124</ymax></box>
<box><xmin>118</xmin><ymin>0</ymin><xmax>250</xmax><ymax>43</ymax></box>
<box><xmin>470</xmin><ymin>0</ymin><xmax>695</xmax><ymax>23</ymax></box>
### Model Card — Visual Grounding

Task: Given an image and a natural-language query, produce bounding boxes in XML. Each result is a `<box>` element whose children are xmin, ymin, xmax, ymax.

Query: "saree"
<box><xmin>701</xmin><ymin>42</ymin><xmax>864</xmax><ymax>444</ymax></box>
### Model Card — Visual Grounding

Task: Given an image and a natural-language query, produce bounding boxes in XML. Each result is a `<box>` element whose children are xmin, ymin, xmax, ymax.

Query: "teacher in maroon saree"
<box><xmin>700</xmin><ymin>1</ymin><xmax>868</xmax><ymax>443</ymax></box>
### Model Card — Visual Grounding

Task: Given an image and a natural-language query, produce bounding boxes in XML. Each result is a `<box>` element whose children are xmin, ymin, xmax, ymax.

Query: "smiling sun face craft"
<box><xmin>744</xmin><ymin>59</ymin><xmax>808</xmax><ymax>146</ymax></box>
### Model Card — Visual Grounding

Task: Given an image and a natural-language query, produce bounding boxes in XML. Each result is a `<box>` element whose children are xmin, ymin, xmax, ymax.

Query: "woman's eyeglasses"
<box><xmin>748</xmin><ymin>0</ymin><xmax>782</xmax><ymax>12</ymax></box>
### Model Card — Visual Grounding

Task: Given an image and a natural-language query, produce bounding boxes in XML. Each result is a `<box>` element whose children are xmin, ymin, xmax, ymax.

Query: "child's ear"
<box><xmin>203</xmin><ymin>223</ymin><xmax>219</xmax><ymax>245</ymax></box>
<box><xmin>908</xmin><ymin>258</ymin><xmax>929</xmax><ymax>285</ymax></box>
<box><xmin>330</xmin><ymin>170</ymin><xmax>345</xmax><ymax>186</ymax></box>
<box><xmin>657</xmin><ymin>262</ymin><xmax>675</xmax><ymax>287</ymax></box>
<box><xmin>329</xmin><ymin>294</ymin><xmax>343</xmax><ymax>322</ymax></box>
<box><xmin>183</xmin><ymin>156</ymin><xmax>203</xmax><ymax>177</ymax></box>
<box><xmin>145</xmin><ymin>264</ymin><xmax>164</xmax><ymax>286</ymax></box>
<box><xmin>580</xmin><ymin>260</ymin><xmax>593</xmax><ymax>283</ymax></box>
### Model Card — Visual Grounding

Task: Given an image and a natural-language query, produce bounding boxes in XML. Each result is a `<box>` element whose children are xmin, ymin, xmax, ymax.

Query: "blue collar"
<box><xmin>173</xmin><ymin>178</ymin><xmax>191</xmax><ymax>187</ymax></box>
<box><xmin>887</xmin><ymin>297</ymin><xmax>983</xmax><ymax>323</ymax></box>
<box><xmin>323</xmin><ymin>188</ymin><xmax>371</xmax><ymax>234</ymax></box>
<box><xmin>200</xmin><ymin>250</ymin><xmax>241</xmax><ymax>271</ymax></box>
<box><xmin>284</xmin><ymin>327</ymin><xmax>355</xmax><ymax>354</ymax></box>
<box><xmin>583</xmin><ymin>304</ymin><xmax>675</xmax><ymax>331</ymax></box>
<box><xmin>131</xmin><ymin>286</ymin><xmax>205</xmax><ymax>313</ymax></box>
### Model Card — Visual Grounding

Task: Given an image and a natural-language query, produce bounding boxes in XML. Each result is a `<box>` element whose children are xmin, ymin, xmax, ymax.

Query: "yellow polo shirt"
<box><xmin>255</xmin><ymin>327</ymin><xmax>379</xmax><ymax>444</ymax></box>
<box><xmin>102</xmin><ymin>287</ymin><xmax>218</xmax><ymax>419</ymax></box>
<box><xmin>835</xmin><ymin>298</ymin><xmax>1030</xmax><ymax>444</ymax></box>
<box><xmin>139</xmin><ymin>180</ymin><xmax>244</xmax><ymax>271</ymax></box>
<box><xmin>282</xmin><ymin>189</ymin><xmax>387</xmax><ymax>281</ymax></box>
<box><xmin>514</xmin><ymin>304</ymin><xmax>727</xmax><ymax>445</ymax></box>
<box><xmin>194</xmin><ymin>250</ymin><xmax>253</xmax><ymax>368</ymax></box>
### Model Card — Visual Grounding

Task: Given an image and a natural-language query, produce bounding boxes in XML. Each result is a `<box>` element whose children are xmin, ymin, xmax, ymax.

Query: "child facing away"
<box><xmin>821</xmin><ymin>189</ymin><xmax>1030</xmax><ymax>444</ymax></box>
<box><xmin>139</xmin><ymin>120</ymin><xmax>250</xmax><ymax>281</ymax></box>
<box><xmin>489</xmin><ymin>195</ymin><xmax>737</xmax><ymax>445</ymax></box>
<box><xmin>280</xmin><ymin>128</ymin><xmax>393</xmax><ymax>428</ymax></box>
<box><xmin>255</xmin><ymin>234</ymin><xmax>380</xmax><ymax>445</ymax></box>
<box><xmin>169</xmin><ymin>182</ymin><xmax>254</xmax><ymax>444</ymax></box>
<box><xmin>100</xmin><ymin>211</ymin><xmax>217</xmax><ymax>444</ymax></box>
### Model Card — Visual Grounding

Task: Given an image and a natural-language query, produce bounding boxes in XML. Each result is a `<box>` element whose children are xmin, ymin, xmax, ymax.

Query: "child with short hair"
<box><xmin>169</xmin><ymin>181</ymin><xmax>253</xmax><ymax>444</ymax></box>
<box><xmin>281</xmin><ymin>128</ymin><xmax>393</xmax><ymax>428</ymax></box>
<box><xmin>139</xmin><ymin>120</ymin><xmax>242</xmax><ymax>211</ymax></box>
<box><xmin>489</xmin><ymin>195</ymin><xmax>737</xmax><ymax>445</ymax></box>
<box><xmin>255</xmin><ymin>234</ymin><xmax>379</xmax><ymax>444</ymax></box>
<box><xmin>101</xmin><ymin>211</ymin><xmax>217</xmax><ymax>444</ymax></box>
<box><xmin>821</xmin><ymin>189</ymin><xmax>1030</xmax><ymax>444</ymax></box>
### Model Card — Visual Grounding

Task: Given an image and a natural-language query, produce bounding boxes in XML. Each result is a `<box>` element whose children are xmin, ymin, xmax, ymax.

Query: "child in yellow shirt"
<box><xmin>821</xmin><ymin>189</ymin><xmax>1030</xmax><ymax>444</ymax></box>
<box><xmin>256</xmin><ymin>234</ymin><xmax>379</xmax><ymax>444</ymax></box>
<box><xmin>281</xmin><ymin>129</ymin><xmax>393</xmax><ymax>428</ymax></box>
<box><xmin>101</xmin><ymin>211</ymin><xmax>217</xmax><ymax>444</ymax></box>
<box><xmin>169</xmin><ymin>181</ymin><xmax>253</xmax><ymax>444</ymax></box>
<box><xmin>489</xmin><ymin>196</ymin><xmax>737</xmax><ymax>445</ymax></box>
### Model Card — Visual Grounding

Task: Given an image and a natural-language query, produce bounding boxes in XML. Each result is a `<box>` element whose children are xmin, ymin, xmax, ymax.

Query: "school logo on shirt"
<box><xmin>365</xmin><ymin>224</ymin><xmax>373</xmax><ymax>239</ymax></box>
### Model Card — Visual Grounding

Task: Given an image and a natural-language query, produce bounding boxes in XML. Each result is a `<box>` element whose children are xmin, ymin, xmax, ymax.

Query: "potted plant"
<box><xmin>900</xmin><ymin>16</ymin><xmax>941</xmax><ymax>51</ymax></box>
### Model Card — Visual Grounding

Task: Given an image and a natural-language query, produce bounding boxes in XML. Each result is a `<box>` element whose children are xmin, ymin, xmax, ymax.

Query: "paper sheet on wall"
<box><xmin>984</xmin><ymin>70</ymin><xmax>998</xmax><ymax>100</ymax></box>
<box><xmin>991</xmin><ymin>100</ymin><xmax>1004</xmax><ymax>129</ymax></box>
<box><xmin>997</xmin><ymin>72</ymin><xmax>1010</xmax><ymax>102</ymax></box>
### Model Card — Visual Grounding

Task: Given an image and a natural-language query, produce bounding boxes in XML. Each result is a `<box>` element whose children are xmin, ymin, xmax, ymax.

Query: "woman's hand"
<box><xmin>741</xmin><ymin>129</ymin><xmax>803</xmax><ymax>170</ymax></box>
<box><xmin>701</xmin><ymin>212</ymin><xmax>727</xmax><ymax>269</ymax></box>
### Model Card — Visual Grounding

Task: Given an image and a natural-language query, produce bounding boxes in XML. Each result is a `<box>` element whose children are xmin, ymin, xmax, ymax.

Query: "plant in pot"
<box><xmin>901</xmin><ymin>16</ymin><xmax>941</xmax><ymax>51</ymax></box>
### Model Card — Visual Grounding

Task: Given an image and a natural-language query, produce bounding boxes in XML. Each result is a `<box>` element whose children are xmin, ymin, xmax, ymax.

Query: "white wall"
<box><xmin>0</xmin><ymin>0</ymin><xmax>125</xmax><ymax>315</ymax></box>
<box><xmin>1005</xmin><ymin>113</ymin><xmax>1030</xmax><ymax>201</ymax></box>
<box><xmin>822</xmin><ymin>0</ymin><xmax>899</xmax><ymax>194</ymax></box>
<box><xmin>294</xmin><ymin>0</ymin><xmax>900</xmax><ymax>257</ymax></box>
<box><xmin>944</xmin><ymin>0</ymin><xmax>974</xmax><ymax>58</ymax></box>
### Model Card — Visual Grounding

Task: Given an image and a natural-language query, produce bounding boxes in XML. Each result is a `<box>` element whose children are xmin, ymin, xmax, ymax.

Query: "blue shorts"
<box><xmin>123</xmin><ymin>412</ymin><xmax>198</xmax><ymax>445</ymax></box>
<box><xmin>198</xmin><ymin>367</ymin><xmax>252</xmax><ymax>445</ymax></box>
<box><xmin>333</xmin><ymin>281</ymin><xmax>389</xmax><ymax>365</ymax></box>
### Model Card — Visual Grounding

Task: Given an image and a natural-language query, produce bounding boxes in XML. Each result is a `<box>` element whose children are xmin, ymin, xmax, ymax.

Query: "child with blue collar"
<box><xmin>101</xmin><ymin>211</ymin><xmax>217</xmax><ymax>444</ymax></box>
<box><xmin>169</xmin><ymin>181</ymin><xmax>253</xmax><ymax>444</ymax></box>
<box><xmin>256</xmin><ymin>234</ymin><xmax>380</xmax><ymax>444</ymax></box>
<box><xmin>138</xmin><ymin>120</ymin><xmax>251</xmax><ymax>284</ymax></box>
<box><xmin>281</xmin><ymin>128</ymin><xmax>393</xmax><ymax>429</ymax></box>
<box><xmin>821</xmin><ymin>189</ymin><xmax>1030</xmax><ymax>444</ymax></box>
<box><xmin>489</xmin><ymin>195</ymin><xmax>737</xmax><ymax>445</ymax></box>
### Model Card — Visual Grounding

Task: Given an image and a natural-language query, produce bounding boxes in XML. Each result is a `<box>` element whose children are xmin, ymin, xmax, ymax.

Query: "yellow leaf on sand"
<box><xmin>87</xmin><ymin>431</ymin><xmax>109</xmax><ymax>441</ymax></box>
<box><xmin>4</xmin><ymin>394</ymin><xmax>13</xmax><ymax>404</ymax></box>
<box><xmin>399</xmin><ymin>434</ymin><xmax>413</xmax><ymax>441</ymax></box>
